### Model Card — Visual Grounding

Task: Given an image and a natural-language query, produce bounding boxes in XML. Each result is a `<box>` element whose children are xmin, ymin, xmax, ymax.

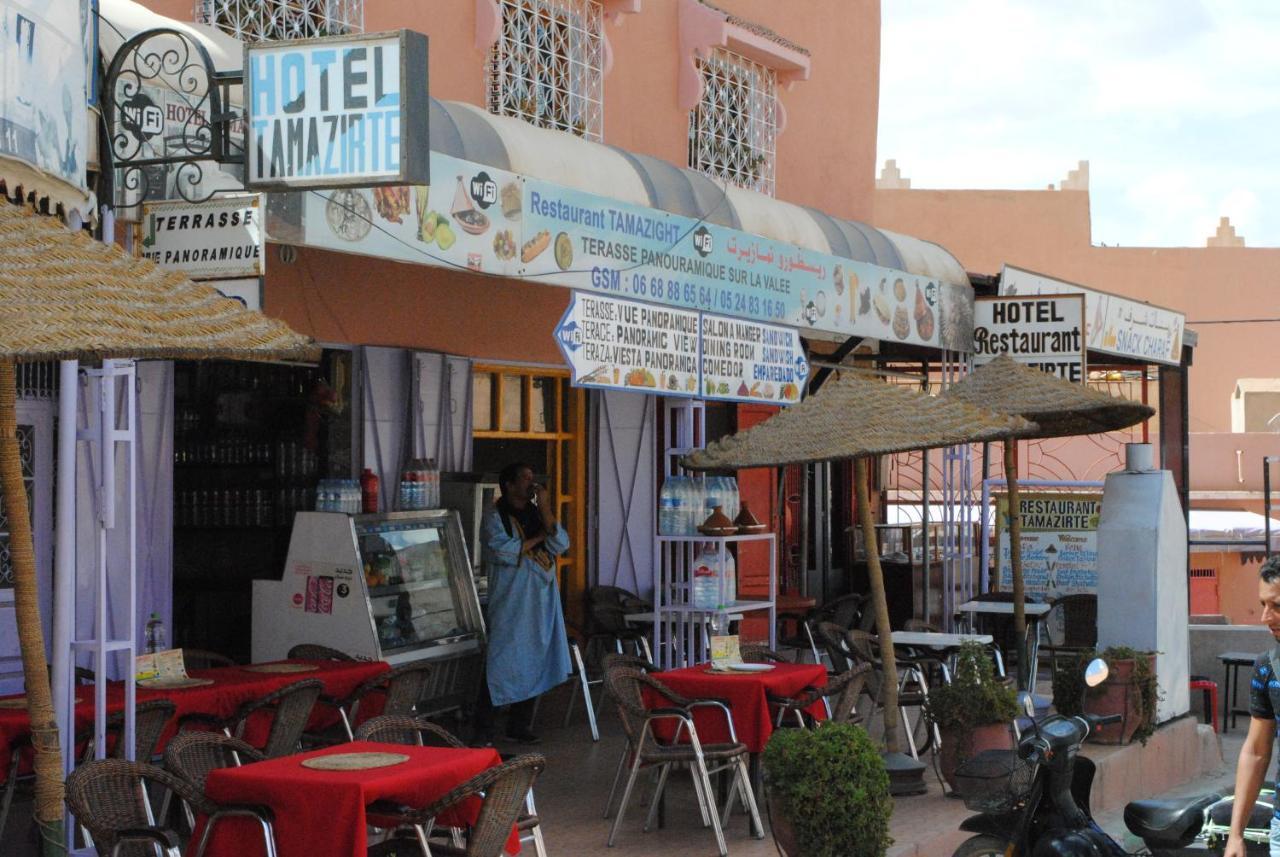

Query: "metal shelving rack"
<box><xmin>654</xmin><ymin>399</ymin><xmax>776</xmax><ymax>669</ymax></box>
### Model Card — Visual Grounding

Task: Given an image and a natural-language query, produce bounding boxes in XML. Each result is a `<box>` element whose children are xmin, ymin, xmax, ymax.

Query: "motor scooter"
<box><xmin>951</xmin><ymin>658</ymin><xmax>1269</xmax><ymax>856</ymax></box>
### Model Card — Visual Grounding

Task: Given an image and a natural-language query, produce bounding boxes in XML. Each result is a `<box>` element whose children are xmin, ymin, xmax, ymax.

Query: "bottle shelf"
<box><xmin>655</xmin><ymin>533</ymin><xmax>774</xmax><ymax>543</ymax></box>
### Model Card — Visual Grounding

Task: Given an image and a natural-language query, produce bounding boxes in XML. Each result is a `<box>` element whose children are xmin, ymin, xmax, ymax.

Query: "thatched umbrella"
<box><xmin>683</xmin><ymin>372</ymin><xmax>1035</xmax><ymax>771</ymax></box>
<box><xmin>941</xmin><ymin>354</ymin><xmax>1155</xmax><ymax>687</ymax></box>
<box><xmin>0</xmin><ymin>200</ymin><xmax>315</xmax><ymax>853</ymax></box>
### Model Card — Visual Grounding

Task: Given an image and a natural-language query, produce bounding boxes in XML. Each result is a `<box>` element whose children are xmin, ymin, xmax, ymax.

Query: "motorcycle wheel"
<box><xmin>950</xmin><ymin>833</ymin><xmax>1009</xmax><ymax>857</ymax></box>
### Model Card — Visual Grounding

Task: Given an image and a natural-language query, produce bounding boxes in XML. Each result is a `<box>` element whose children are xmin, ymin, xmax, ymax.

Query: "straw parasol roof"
<box><xmin>682</xmin><ymin>370</ymin><xmax>1038</xmax><ymax>471</ymax></box>
<box><xmin>0</xmin><ymin>201</ymin><xmax>316</xmax><ymax>362</ymax></box>
<box><xmin>940</xmin><ymin>354</ymin><xmax>1154</xmax><ymax>438</ymax></box>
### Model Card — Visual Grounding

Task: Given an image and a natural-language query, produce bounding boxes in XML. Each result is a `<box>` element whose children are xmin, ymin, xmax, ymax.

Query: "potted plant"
<box><xmin>1052</xmin><ymin>646</ymin><xmax>1159</xmax><ymax>745</ymax></box>
<box><xmin>762</xmin><ymin>723</ymin><xmax>892</xmax><ymax>857</ymax></box>
<box><xmin>923</xmin><ymin>640</ymin><xmax>1020</xmax><ymax>789</ymax></box>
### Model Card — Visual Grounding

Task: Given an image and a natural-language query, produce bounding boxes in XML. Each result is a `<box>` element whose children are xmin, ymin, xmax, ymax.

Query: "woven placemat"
<box><xmin>138</xmin><ymin>677</ymin><xmax>215</xmax><ymax>690</ymax></box>
<box><xmin>0</xmin><ymin>697</ymin><xmax>83</xmax><ymax>709</ymax></box>
<box><xmin>301</xmin><ymin>752</ymin><xmax>409</xmax><ymax>771</ymax></box>
<box><xmin>242</xmin><ymin>663</ymin><xmax>320</xmax><ymax>674</ymax></box>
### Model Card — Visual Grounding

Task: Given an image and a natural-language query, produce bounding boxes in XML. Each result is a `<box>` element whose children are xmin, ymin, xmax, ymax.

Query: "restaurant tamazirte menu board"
<box><xmin>555</xmin><ymin>292</ymin><xmax>808</xmax><ymax>405</ymax></box>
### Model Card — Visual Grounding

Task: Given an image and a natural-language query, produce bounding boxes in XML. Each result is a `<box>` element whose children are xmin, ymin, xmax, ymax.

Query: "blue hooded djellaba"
<box><xmin>481</xmin><ymin>505</ymin><xmax>572</xmax><ymax>707</ymax></box>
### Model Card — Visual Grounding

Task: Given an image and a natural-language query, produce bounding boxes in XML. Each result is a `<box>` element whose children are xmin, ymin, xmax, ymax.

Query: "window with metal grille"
<box><xmin>486</xmin><ymin>0</ymin><xmax>605</xmax><ymax>141</ymax></box>
<box><xmin>194</xmin><ymin>0</ymin><xmax>363</xmax><ymax>42</ymax></box>
<box><xmin>688</xmin><ymin>48</ymin><xmax>777</xmax><ymax>196</ymax></box>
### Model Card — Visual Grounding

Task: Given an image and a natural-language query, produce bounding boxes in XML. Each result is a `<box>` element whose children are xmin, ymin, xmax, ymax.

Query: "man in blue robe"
<box><xmin>473</xmin><ymin>461</ymin><xmax>571</xmax><ymax>745</ymax></box>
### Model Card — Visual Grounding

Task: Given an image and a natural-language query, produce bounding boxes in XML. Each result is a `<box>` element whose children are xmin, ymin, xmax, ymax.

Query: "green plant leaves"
<box><xmin>763</xmin><ymin>723</ymin><xmax>893</xmax><ymax>857</ymax></box>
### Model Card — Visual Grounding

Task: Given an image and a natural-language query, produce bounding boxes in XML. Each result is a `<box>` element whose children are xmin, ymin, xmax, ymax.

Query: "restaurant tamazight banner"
<box><xmin>270</xmin><ymin>150</ymin><xmax>975</xmax><ymax>351</ymax></box>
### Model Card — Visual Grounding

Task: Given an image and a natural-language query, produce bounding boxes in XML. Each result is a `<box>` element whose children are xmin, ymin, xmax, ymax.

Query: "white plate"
<box><xmin>725</xmin><ymin>663</ymin><xmax>775</xmax><ymax>672</ymax></box>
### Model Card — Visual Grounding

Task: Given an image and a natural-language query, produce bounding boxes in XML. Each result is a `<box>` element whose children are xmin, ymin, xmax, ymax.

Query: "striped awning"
<box><xmin>429</xmin><ymin>99</ymin><xmax>969</xmax><ymax>291</ymax></box>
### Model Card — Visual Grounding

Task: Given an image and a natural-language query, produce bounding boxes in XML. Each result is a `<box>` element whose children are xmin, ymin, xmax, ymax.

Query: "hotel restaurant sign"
<box><xmin>999</xmin><ymin>265</ymin><xmax>1185</xmax><ymax>366</ymax></box>
<box><xmin>244</xmin><ymin>30</ymin><xmax>429</xmax><ymax>190</ymax></box>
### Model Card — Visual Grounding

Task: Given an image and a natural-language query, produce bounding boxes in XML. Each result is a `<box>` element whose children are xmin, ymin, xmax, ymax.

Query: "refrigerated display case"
<box><xmin>252</xmin><ymin>510</ymin><xmax>485</xmax><ymax>713</ymax></box>
<box><xmin>439</xmin><ymin>475</ymin><xmax>500</xmax><ymax>602</ymax></box>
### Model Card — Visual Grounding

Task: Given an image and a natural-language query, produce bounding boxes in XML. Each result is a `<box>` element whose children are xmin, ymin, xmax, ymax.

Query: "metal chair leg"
<box><xmin>567</xmin><ymin>640</ymin><xmax>599</xmax><ymax>741</ymax></box>
<box><xmin>687</xmin><ymin>761</ymin><xmax>712</xmax><ymax>828</ymax></box>
<box><xmin>0</xmin><ymin>749</ymin><xmax>21</xmax><ymax>844</ymax></box>
<box><xmin>642</xmin><ymin>763</ymin><xmax>671</xmax><ymax>832</ymax></box>
<box><xmin>736</xmin><ymin>757</ymin><xmax>765</xmax><ymax>838</ymax></box>
<box><xmin>602</xmin><ymin>743</ymin><xmax>631</xmax><ymax>819</ymax></box>
<box><xmin>606</xmin><ymin>751</ymin><xmax>645</xmax><ymax>847</ymax></box>
<box><xmin>524</xmin><ymin>790</ymin><xmax>548</xmax><ymax>857</ymax></box>
<box><xmin>695</xmin><ymin>756</ymin><xmax>729</xmax><ymax>857</ymax></box>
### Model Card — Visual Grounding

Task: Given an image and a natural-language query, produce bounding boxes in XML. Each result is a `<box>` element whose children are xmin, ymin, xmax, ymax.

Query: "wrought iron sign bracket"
<box><xmin>103</xmin><ymin>28</ymin><xmax>246</xmax><ymax>207</ymax></box>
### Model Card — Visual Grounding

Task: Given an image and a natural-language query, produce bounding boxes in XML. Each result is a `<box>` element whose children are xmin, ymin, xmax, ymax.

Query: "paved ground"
<box><xmin>0</xmin><ymin>685</ymin><xmax>1244</xmax><ymax>856</ymax></box>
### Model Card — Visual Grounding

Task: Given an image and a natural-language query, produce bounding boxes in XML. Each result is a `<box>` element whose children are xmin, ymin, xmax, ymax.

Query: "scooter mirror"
<box><xmin>1017</xmin><ymin>691</ymin><xmax>1036</xmax><ymax>719</ymax></box>
<box><xmin>1084</xmin><ymin>658</ymin><xmax>1109</xmax><ymax>687</ymax></box>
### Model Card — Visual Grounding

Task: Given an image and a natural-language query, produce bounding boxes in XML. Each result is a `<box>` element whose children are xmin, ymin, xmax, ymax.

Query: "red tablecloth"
<box><xmin>194</xmin><ymin>741</ymin><xmax>519</xmax><ymax>857</ymax></box>
<box><xmin>0</xmin><ymin>658</ymin><xmax>389</xmax><ymax>784</ymax></box>
<box><xmin>644</xmin><ymin>663</ymin><xmax>828</xmax><ymax>753</ymax></box>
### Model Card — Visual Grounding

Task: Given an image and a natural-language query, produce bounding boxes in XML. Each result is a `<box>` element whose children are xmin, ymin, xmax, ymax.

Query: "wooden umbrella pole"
<box><xmin>855</xmin><ymin>457</ymin><xmax>900</xmax><ymax>754</ymax></box>
<box><xmin>1004</xmin><ymin>438</ymin><xmax>1028</xmax><ymax>691</ymax></box>
<box><xmin>0</xmin><ymin>359</ymin><xmax>65</xmax><ymax>854</ymax></box>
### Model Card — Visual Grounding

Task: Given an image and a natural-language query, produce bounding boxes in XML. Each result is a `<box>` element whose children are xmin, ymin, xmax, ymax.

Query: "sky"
<box><xmin>876</xmin><ymin>1</ymin><xmax>1280</xmax><ymax>248</ymax></box>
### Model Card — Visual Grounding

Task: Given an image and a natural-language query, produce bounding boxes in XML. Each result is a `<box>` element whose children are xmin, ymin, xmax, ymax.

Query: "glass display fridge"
<box><xmin>252</xmin><ymin>510</ymin><xmax>485</xmax><ymax>713</ymax></box>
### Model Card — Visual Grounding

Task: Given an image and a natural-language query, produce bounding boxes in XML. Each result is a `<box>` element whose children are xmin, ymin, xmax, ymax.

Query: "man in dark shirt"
<box><xmin>1227</xmin><ymin>555</ymin><xmax>1280</xmax><ymax>857</ymax></box>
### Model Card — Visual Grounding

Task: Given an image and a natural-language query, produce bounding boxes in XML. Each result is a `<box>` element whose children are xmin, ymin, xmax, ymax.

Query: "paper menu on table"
<box><xmin>135</xmin><ymin>649</ymin><xmax>189</xmax><ymax>682</ymax></box>
<box><xmin>710</xmin><ymin>635</ymin><xmax>742</xmax><ymax>669</ymax></box>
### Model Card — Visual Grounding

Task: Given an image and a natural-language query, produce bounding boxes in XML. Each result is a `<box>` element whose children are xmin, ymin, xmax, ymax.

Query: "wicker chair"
<box><xmin>319</xmin><ymin>661</ymin><xmax>432</xmax><ymax>742</ymax></box>
<box><xmin>355</xmin><ymin>716</ymin><xmax>546</xmax><ymax>857</ymax></box>
<box><xmin>286</xmin><ymin>643</ymin><xmax>356</xmax><ymax>661</ymax></box>
<box><xmin>739</xmin><ymin>644</ymin><xmax>790</xmax><ymax>664</ymax></box>
<box><xmin>597</xmin><ymin>653</ymin><xmax>658</xmax><ymax>820</ymax></box>
<box><xmin>83</xmin><ymin>699</ymin><xmax>177</xmax><ymax>763</ymax></box>
<box><xmin>178</xmin><ymin>678</ymin><xmax>323</xmax><ymax>758</ymax></box>
<box><xmin>366</xmin><ymin>754</ymin><xmax>545</xmax><ymax>857</ymax></box>
<box><xmin>844</xmin><ymin>628</ymin><xmax>939</xmax><ymax>759</ymax></box>
<box><xmin>1038</xmin><ymin>593</ymin><xmax>1098</xmax><ymax>673</ymax></box>
<box><xmin>182</xmin><ymin>649</ymin><xmax>238</xmax><ymax>670</ymax></box>
<box><xmin>767</xmin><ymin>662</ymin><xmax>874</xmax><ymax>728</ymax></box>
<box><xmin>354</xmin><ymin>714</ymin><xmax>465</xmax><ymax>748</ymax></box>
<box><xmin>164</xmin><ymin>731</ymin><xmax>267</xmax><ymax>832</ymax></box>
<box><xmin>602</xmin><ymin>663</ymin><xmax>763</xmax><ymax>856</ymax></box>
<box><xmin>66</xmin><ymin>757</ymin><xmax>276</xmax><ymax>857</ymax></box>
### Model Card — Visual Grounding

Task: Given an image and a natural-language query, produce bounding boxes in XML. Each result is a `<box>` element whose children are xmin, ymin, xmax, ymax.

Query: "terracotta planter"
<box><xmin>939</xmin><ymin>721</ymin><xmax>1016</xmax><ymax>791</ymax></box>
<box><xmin>766</xmin><ymin>791</ymin><xmax>801</xmax><ymax>857</ymax></box>
<box><xmin>1084</xmin><ymin>655</ymin><xmax>1155</xmax><ymax>745</ymax></box>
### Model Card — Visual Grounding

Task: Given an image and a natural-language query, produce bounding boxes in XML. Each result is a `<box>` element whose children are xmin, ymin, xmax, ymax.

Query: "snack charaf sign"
<box><xmin>245</xmin><ymin>30</ymin><xmax>429</xmax><ymax>190</ymax></box>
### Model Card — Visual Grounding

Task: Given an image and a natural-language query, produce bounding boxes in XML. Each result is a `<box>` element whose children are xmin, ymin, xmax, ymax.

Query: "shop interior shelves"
<box><xmin>661</xmin><ymin>599</ymin><xmax>775</xmax><ymax>614</ymax></box>
<box><xmin>655</xmin><ymin>532</ymin><xmax>775</xmax><ymax>543</ymax></box>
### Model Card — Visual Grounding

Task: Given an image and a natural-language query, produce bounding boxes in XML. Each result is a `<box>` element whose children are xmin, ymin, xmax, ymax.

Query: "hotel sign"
<box><xmin>245</xmin><ymin>30</ymin><xmax>429</xmax><ymax>190</ymax></box>
<box><xmin>974</xmin><ymin>294</ymin><xmax>1086</xmax><ymax>382</ymax></box>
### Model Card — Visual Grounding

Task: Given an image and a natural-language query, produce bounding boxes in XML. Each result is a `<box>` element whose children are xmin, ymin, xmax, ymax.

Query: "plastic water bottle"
<box><xmin>399</xmin><ymin>477</ymin><xmax>413</xmax><ymax>511</ymax></box>
<box><xmin>726</xmin><ymin>477</ymin><xmax>740</xmax><ymax>520</ymax></box>
<box><xmin>683</xmin><ymin>477</ymin><xmax>701</xmax><ymax>535</ymax></box>
<box><xmin>426</xmin><ymin>459</ymin><xmax>439</xmax><ymax>508</ymax></box>
<box><xmin>659</xmin><ymin>478</ymin><xmax>680</xmax><ymax>535</ymax></box>
<box><xmin>704</xmin><ymin>477</ymin><xmax>723</xmax><ymax>520</ymax></box>
<box><xmin>720</xmin><ymin>549</ymin><xmax>737</xmax><ymax>609</ymax></box>
<box><xmin>691</xmin><ymin>545</ymin><xmax>720</xmax><ymax>609</ymax></box>
<box><xmin>144</xmin><ymin>612</ymin><xmax>166</xmax><ymax>654</ymax></box>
